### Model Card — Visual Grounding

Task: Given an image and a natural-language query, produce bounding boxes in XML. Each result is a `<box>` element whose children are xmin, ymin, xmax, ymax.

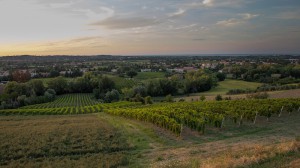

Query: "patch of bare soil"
<box><xmin>269</xmin><ymin>89</ymin><xmax>300</xmax><ymax>99</ymax></box>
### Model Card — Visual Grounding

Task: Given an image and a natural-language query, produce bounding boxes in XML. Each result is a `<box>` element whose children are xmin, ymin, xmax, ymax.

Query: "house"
<box><xmin>183</xmin><ymin>67</ymin><xmax>198</xmax><ymax>72</ymax></box>
<box><xmin>111</xmin><ymin>69</ymin><xmax>118</xmax><ymax>73</ymax></box>
<box><xmin>141</xmin><ymin>69</ymin><xmax>152</xmax><ymax>72</ymax></box>
<box><xmin>0</xmin><ymin>71</ymin><xmax>9</xmax><ymax>77</ymax></box>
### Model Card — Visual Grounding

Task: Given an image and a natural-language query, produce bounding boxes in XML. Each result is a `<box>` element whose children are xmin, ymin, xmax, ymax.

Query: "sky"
<box><xmin>0</xmin><ymin>0</ymin><xmax>300</xmax><ymax>56</ymax></box>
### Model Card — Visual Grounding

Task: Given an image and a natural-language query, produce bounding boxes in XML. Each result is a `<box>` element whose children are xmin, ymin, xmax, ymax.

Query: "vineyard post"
<box><xmin>238</xmin><ymin>115</ymin><xmax>243</xmax><ymax>127</ymax></box>
<box><xmin>253</xmin><ymin>112</ymin><xmax>258</xmax><ymax>125</ymax></box>
<box><xmin>221</xmin><ymin>117</ymin><xmax>225</xmax><ymax>129</ymax></box>
<box><xmin>278</xmin><ymin>106</ymin><xmax>284</xmax><ymax>117</ymax></box>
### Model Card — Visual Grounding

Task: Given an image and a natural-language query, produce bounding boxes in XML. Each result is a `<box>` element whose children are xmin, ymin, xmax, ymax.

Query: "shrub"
<box><xmin>165</xmin><ymin>94</ymin><xmax>174</xmax><ymax>102</ymax></box>
<box><xmin>215</xmin><ymin>94</ymin><xmax>223</xmax><ymax>101</ymax></box>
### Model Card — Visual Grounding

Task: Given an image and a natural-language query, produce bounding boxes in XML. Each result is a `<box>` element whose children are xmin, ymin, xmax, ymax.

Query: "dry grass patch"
<box><xmin>150</xmin><ymin>140</ymin><xmax>300</xmax><ymax>168</ymax></box>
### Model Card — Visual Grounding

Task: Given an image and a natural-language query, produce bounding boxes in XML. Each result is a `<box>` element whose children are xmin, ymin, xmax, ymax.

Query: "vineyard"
<box><xmin>21</xmin><ymin>94</ymin><xmax>99</xmax><ymax>108</ymax></box>
<box><xmin>0</xmin><ymin>94</ymin><xmax>141</xmax><ymax>115</ymax></box>
<box><xmin>105</xmin><ymin>98</ymin><xmax>300</xmax><ymax>136</ymax></box>
<box><xmin>0</xmin><ymin>94</ymin><xmax>299</xmax><ymax>137</ymax></box>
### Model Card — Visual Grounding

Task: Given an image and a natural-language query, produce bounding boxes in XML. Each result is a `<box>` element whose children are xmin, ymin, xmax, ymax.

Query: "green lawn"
<box><xmin>135</xmin><ymin>72</ymin><xmax>165</xmax><ymax>80</ymax></box>
<box><xmin>192</xmin><ymin>79</ymin><xmax>262</xmax><ymax>96</ymax></box>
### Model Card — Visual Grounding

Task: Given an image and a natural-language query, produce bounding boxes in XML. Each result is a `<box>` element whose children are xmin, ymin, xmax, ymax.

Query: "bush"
<box><xmin>215</xmin><ymin>94</ymin><xmax>223</xmax><ymax>101</ymax></box>
<box><xmin>216</xmin><ymin>72</ymin><xmax>226</xmax><ymax>81</ymax></box>
<box><xmin>145</xmin><ymin>96</ymin><xmax>153</xmax><ymax>104</ymax></box>
<box><xmin>246</xmin><ymin>92</ymin><xmax>269</xmax><ymax>99</ymax></box>
<box><xmin>104</xmin><ymin>89</ymin><xmax>120</xmax><ymax>103</ymax></box>
<box><xmin>200</xmin><ymin>95</ymin><xmax>206</xmax><ymax>101</ymax></box>
<box><xmin>165</xmin><ymin>94</ymin><xmax>174</xmax><ymax>102</ymax></box>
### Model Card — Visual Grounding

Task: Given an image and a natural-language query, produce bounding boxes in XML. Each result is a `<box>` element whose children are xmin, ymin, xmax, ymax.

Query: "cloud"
<box><xmin>168</xmin><ymin>8</ymin><xmax>186</xmax><ymax>18</ymax></box>
<box><xmin>90</xmin><ymin>16</ymin><xmax>160</xmax><ymax>29</ymax></box>
<box><xmin>217</xmin><ymin>13</ymin><xmax>259</xmax><ymax>27</ymax></box>
<box><xmin>68</xmin><ymin>36</ymin><xmax>102</xmax><ymax>43</ymax></box>
<box><xmin>239</xmin><ymin>13</ymin><xmax>259</xmax><ymax>20</ymax></box>
<box><xmin>217</xmin><ymin>18</ymin><xmax>243</xmax><ymax>27</ymax></box>
<box><xmin>202</xmin><ymin>0</ymin><xmax>213</xmax><ymax>7</ymax></box>
<box><xmin>185</xmin><ymin>0</ymin><xmax>246</xmax><ymax>9</ymax></box>
<box><xmin>171</xmin><ymin>24</ymin><xmax>197</xmax><ymax>30</ymax></box>
<box><xmin>73</xmin><ymin>7</ymin><xmax>115</xmax><ymax>20</ymax></box>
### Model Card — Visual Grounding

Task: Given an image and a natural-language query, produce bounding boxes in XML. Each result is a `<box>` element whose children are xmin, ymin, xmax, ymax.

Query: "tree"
<box><xmin>104</xmin><ymin>89</ymin><xmax>120</xmax><ymax>103</ymax></box>
<box><xmin>73</xmin><ymin>77</ymin><xmax>93</xmax><ymax>93</ymax></box>
<box><xmin>12</xmin><ymin>70</ymin><xmax>31</xmax><ymax>83</ymax></box>
<box><xmin>4</xmin><ymin>82</ymin><xmax>30</xmax><ymax>100</ymax></box>
<box><xmin>159</xmin><ymin>79</ymin><xmax>178</xmax><ymax>96</ymax></box>
<box><xmin>146</xmin><ymin>80</ymin><xmax>162</xmax><ymax>96</ymax></box>
<box><xmin>44</xmin><ymin>89</ymin><xmax>56</xmax><ymax>100</ymax></box>
<box><xmin>216</xmin><ymin>72</ymin><xmax>226</xmax><ymax>81</ymax></box>
<box><xmin>185</xmin><ymin>70</ymin><xmax>217</xmax><ymax>93</ymax></box>
<box><xmin>98</xmin><ymin>76</ymin><xmax>115</xmax><ymax>93</ymax></box>
<box><xmin>133</xmin><ymin>85</ymin><xmax>147</xmax><ymax>97</ymax></box>
<box><xmin>28</xmin><ymin>80</ymin><xmax>45</xmax><ymax>96</ymax></box>
<box><xmin>121</xmin><ymin>87</ymin><xmax>134</xmax><ymax>100</ymax></box>
<box><xmin>126</xmin><ymin>70</ymin><xmax>138</xmax><ymax>78</ymax></box>
<box><xmin>47</xmin><ymin>77</ymin><xmax>67</xmax><ymax>95</ymax></box>
<box><xmin>49</xmin><ymin>70</ymin><xmax>60</xmax><ymax>78</ymax></box>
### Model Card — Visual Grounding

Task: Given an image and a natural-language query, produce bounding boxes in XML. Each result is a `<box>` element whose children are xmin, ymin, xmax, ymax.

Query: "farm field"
<box><xmin>0</xmin><ymin>107</ymin><xmax>299</xmax><ymax>167</ymax></box>
<box><xmin>178</xmin><ymin>89</ymin><xmax>300</xmax><ymax>102</ymax></box>
<box><xmin>0</xmin><ymin>115</ymin><xmax>132</xmax><ymax>167</ymax></box>
<box><xmin>0</xmin><ymin>92</ymin><xmax>299</xmax><ymax>167</ymax></box>
<box><xmin>21</xmin><ymin>93</ymin><xmax>99</xmax><ymax>108</ymax></box>
<box><xmin>0</xmin><ymin>94</ymin><xmax>140</xmax><ymax>115</ymax></box>
<box><xmin>194</xmin><ymin>79</ymin><xmax>262</xmax><ymax>96</ymax></box>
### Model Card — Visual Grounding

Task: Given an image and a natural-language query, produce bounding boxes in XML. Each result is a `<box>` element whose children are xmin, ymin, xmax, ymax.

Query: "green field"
<box><xmin>135</xmin><ymin>72</ymin><xmax>165</xmax><ymax>80</ymax></box>
<box><xmin>192</xmin><ymin>79</ymin><xmax>262</xmax><ymax>96</ymax></box>
<box><xmin>0</xmin><ymin>94</ymin><xmax>140</xmax><ymax>115</ymax></box>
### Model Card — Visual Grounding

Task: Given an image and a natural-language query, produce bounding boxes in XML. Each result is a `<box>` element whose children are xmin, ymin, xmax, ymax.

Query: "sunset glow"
<box><xmin>1</xmin><ymin>0</ymin><xmax>300</xmax><ymax>55</ymax></box>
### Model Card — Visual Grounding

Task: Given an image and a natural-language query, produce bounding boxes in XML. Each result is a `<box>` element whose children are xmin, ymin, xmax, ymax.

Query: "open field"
<box><xmin>0</xmin><ymin>91</ymin><xmax>299</xmax><ymax>167</ymax></box>
<box><xmin>192</xmin><ymin>79</ymin><xmax>262</xmax><ymax>96</ymax></box>
<box><xmin>0</xmin><ymin>115</ymin><xmax>132</xmax><ymax>167</ymax></box>
<box><xmin>178</xmin><ymin>89</ymin><xmax>300</xmax><ymax>102</ymax></box>
<box><xmin>135</xmin><ymin>72</ymin><xmax>165</xmax><ymax>80</ymax></box>
<box><xmin>1</xmin><ymin>108</ymin><xmax>299</xmax><ymax>167</ymax></box>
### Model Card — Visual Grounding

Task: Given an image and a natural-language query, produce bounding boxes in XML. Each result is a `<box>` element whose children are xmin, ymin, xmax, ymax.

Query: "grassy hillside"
<box><xmin>197</xmin><ymin>79</ymin><xmax>262</xmax><ymax>96</ymax></box>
